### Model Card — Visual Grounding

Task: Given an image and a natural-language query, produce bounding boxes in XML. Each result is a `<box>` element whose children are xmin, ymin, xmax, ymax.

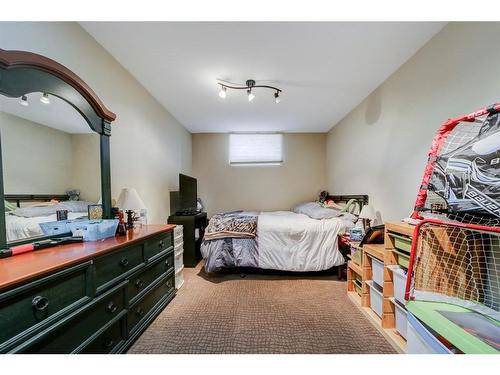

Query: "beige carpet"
<box><xmin>128</xmin><ymin>263</ymin><xmax>396</xmax><ymax>354</ymax></box>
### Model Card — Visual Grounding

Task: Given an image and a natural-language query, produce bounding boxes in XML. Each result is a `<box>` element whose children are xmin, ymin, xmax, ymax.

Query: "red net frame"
<box><xmin>405</xmin><ymin>218</ymin><xmax>500</xmax><ymax>321</ymax></box>
<box><xmin>410</xmin><ymin>102</ymin><xmax>500</xmax><ymax>222</ymax></box>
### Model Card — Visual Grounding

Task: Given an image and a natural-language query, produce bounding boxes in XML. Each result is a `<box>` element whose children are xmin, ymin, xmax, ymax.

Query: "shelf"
<box><xmin>348</xmin><ymin>260</ymin><xmax>362</xmax><ymax>276</ymax></box>
<box><xmin>347</xmin><ymin>292</ymin><xmax>406</xmax><ymax>353</ymax></box>
<box><xmin>363</xmin><ymin>244</ymin><xmax>384</xmax><ymax>261</ymax></box>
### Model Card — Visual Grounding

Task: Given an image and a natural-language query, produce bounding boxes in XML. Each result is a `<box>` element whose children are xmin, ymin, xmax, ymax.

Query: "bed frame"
<box><xmin>5</xmin><ymin>194</ymin><xmax>70</xmax><ymax>208</ymax></box>
<box><xmin>328</xmin><ymin>194</ymin><xmax>368</xmax><ymax>213</ymax></box>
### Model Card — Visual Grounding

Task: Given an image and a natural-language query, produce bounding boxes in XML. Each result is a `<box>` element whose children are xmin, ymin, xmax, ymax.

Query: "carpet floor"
<box><xmin>128</xmin><ymin>263</ymin><xmax>396</xmax><ymax>354</ymax></box>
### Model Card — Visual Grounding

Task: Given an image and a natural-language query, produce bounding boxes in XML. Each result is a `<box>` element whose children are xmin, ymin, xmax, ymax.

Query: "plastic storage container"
<box><xmin>351</xmin><ymin>246</ymin><xmax>362</xmax><ymax>266</ymax></box>
<box><xmin>68</xmin><ymin>219</ymin><xmax>119</xmax><ymax>241</ymax></box>
<box><xmin>173</xmin><ymin>226</ymin><xmax>183</xmax><ymax>245</ymax></box>
<box><xmin>353</xmin><ymin>279</ymin><xmax>362</xmax><ymax>296</ymax></box>
<box><xmin>406</xmin><ymin>313</ymin><xmax>452</xmax><ymax>354</ymax></box>
<box><xmin>388</xmin><ymin>265</ymin><xmax>408</xmax><ymax>304</ymax></box>
<box><xmin>368</xmin><ymin>255</ymin><xmax>384</xmax><ymax>287</ymax></box>
<box><xmin>175</xmin><ymin>266</ymin><xmax>184</xmax><ymax>289</ymax></box>
<box><xmin>389</xmin><ymin>233</ymin><xmax>412</xmax><ymax>252</ymax></box>
<box><xmin>366</xmin><ymin>280</ymin><xmax>383</xmax><ymax>317</ymax></box>
<box><xmin>174</xmin><ymin>244</ymin><xmax>184</xmax><ymax>272</ymax></box>
<box><xmin>390</xmin><ymin>297</ymin><xmax>408</xmax><ymax>339</ymax></box>
<box><xmin>393</xmin><ymin>248</ymin><xmax>410</xmax><ymax>269</ymax></box>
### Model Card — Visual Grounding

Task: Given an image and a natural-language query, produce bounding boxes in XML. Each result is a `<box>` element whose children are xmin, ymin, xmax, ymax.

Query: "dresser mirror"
<box><xmin>0</xmin><ymin>49</ymin><xmax>116</xmax><ymax>248</ymax></box>
<box><xmin>0</xmin><ymin>93</ymin><xmax>101</xmax><ymax>243</ymax></box>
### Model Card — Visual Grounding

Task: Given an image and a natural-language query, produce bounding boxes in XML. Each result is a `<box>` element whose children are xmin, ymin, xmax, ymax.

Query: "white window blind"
<box><xmin>229</xmin><ymin>133</ymin><xmax>283</xmax><ymax>165</ymax></box>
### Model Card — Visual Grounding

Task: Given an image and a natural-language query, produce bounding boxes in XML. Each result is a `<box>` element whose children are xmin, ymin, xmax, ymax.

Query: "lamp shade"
<box><xmin>116</xmin><ymin>188</ymin><xmax>146</xmax><ymax>211</ymax></box>
<box><xmin>359</xmin><ymin>204</ymin><xmax>376</xmax><ymax>220</ymax></box>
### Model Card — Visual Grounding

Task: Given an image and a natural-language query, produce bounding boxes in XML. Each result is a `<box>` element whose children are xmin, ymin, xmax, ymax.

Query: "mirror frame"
<box><xmin>0</xmin><ymin>48</ymin><xmax>116</xmax><ymax>249</ymax></box>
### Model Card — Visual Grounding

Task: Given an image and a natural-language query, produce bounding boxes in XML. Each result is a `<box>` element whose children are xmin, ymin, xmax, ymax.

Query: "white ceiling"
<box><xmin>81</xmin><ymin>22</ymin><xmax>445</xmax><ymax>133</ymax></box>
<box><xmin>0</xmin><ymin>93</ymin><xmax>92</xmax><ymax>134</ymax></box>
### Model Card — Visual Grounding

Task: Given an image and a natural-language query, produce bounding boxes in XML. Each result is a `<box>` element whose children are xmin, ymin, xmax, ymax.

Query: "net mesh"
<box><xmin>408</xmin><ymin>221</ymin><xmax>500</xmax><ymax>321</ymax></box>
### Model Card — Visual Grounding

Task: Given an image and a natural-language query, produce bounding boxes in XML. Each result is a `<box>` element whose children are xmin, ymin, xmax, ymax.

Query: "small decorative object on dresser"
<box><xmin>88</xmin><ymin>204</ymin><xmax>103</xmax><ymax>220</ymax></box>
<box><xmin>116</xmin><ymin>188</ymin><xmax>147</xmax><ymax>229</ymax></box>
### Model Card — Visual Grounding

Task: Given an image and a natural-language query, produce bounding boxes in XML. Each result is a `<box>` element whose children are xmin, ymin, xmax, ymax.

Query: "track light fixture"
<box><xmin>19</xmin><ymin>95</ymin><xmax>29</xmax><ymax>107</ymax></box>
<box><xmin>217</xmin><ymin>79</ymin><xmax>282</xmax><ymax>104</ymax></box>
<box><xmin>40</xmin><ymin>92</ymin><xmax>50</xmax><ymax>105</ymax></box>
<box><xmin>247</xmin><ymin>88</ymin><xmax>255</xmax><ymax>102</ymax></box>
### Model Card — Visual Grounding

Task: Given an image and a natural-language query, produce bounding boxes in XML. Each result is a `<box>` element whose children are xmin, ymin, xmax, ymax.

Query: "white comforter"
<box><xmin>257</xmin><ymin>211</ymin><xmax>345</xmax><ymax>271</ymax></box>
<box><xmin>5</xmin><ymin>212</ymin><xmax>87</xmax><ymax>242</ymax></box>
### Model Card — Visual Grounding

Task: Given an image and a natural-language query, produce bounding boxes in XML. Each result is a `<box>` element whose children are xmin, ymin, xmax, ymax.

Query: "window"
<box><xmin>229</xmin><ymin>133</ymin><xmax>283</xmax><ymax>166</ymax></box>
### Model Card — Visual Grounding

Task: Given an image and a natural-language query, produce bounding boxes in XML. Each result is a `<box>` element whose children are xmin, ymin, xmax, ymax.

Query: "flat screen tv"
<box><xmin>179</xmin><ymin>174</ymin><xmax>198</xmax><ymax>213</ymax></box>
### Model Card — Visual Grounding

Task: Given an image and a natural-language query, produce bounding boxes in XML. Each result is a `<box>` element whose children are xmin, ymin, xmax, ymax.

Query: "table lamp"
<box><xmin>359</xmin><ymin>204</ymin><xmax>376</xmax><ymax>232</ymax></box>
<box><xmin>116</xmin><ymin>188</ymin><xmax>146</xmax><ymax>229</ymax></box>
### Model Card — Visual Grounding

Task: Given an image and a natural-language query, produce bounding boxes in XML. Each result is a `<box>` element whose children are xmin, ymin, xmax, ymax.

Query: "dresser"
<box><xmin>0</xmin><ymin>224</ymin><xmax>176</xmax><ymax>354</ymax></box>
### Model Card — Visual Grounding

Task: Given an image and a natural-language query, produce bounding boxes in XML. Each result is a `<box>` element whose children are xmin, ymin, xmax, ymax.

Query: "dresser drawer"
<box><xmin>17</xmin><ymin>281</ymin><xmax>127</xmax><ymax>353</ymax></box>
<box><xmin>127</xmin><ymin>273</ymin><xmax>175</xmax><ymax>335</ymax></box>
<box><xmin>128</xmin><ymin>251</ymin><xmax>174</xmax><ymax>304</ymax></box>
<box><xmin>79</xmin><ymin>318</ymin><xmax>126</xmax><ymax>354</ymax></box>
<box><xmin>144</xmin><ymin>232</ymin><xmax>173</xmax><ymax>262</ymax></box>
<box><xmin>0</xmin><ymin>262</ymin><xmax>92</xmax><ymax>352</ymax></box>
<box><xmin>94</xmin><ymin>244</ymin><xmax>144</xmax><ymax>293</ymax></box>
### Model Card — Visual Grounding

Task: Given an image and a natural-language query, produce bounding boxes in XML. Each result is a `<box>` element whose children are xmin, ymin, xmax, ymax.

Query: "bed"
<box><xmin>201</xmin><ymin>194</ymin><xmax>368</xmax><ymax>272</ymax></box>
<box><xmin>4</xmin><ymin>194</ymin><xmax>91</xmax><ymax>242</ymax></box>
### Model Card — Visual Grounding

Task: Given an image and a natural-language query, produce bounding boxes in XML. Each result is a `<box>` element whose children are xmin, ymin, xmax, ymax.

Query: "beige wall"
<box><xmin>70</xmin><ymin>133</ymin><xmax>101</xmax><ymax>202</ymax></box>
<box><xmin>0</xmin><ymin>112</ymin><xmax>74</xmax><ymax>195</ymax></box>
<box><xmin>0</xmin><ymin>22</ymin><xmax>192</xmax><ymax>223</ymax></box>
<box><xmin>326</xmin><ymin>22</ymin><xmax>500</xmax><ymax>221</ymax></box>
<box><xmin>193</xmin><ymin>133</ymin><xmax>326</xmax><ymax>216</ymax></box>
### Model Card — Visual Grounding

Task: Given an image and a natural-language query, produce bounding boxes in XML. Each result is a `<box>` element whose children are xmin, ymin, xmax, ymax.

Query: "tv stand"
<box><xmin>168</xmin><ymin>212</ymin><xmax>207</xmax><ymax>267</ymax></box>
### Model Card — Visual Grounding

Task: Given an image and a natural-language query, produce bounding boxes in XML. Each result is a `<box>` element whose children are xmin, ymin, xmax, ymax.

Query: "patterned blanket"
<box><xmin>204</xmin><ymin>211</ymin><xmax>257</xmax><ymax>240</ymax></box>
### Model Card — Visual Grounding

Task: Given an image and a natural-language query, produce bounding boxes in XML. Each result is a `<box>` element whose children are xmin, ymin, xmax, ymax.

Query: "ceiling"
<box><xmin>81</xmin><ymin>22</ymin><xmax>445</xmax><ymax>133</ymax></box>
<box><xmin>0</xmin><ymin>93</ymin><xmax>92</xmax><ymax>134</ymax></box>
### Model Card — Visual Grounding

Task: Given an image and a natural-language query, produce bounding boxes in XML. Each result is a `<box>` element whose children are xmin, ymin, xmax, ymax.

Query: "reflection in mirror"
<box><xmin>0</xmin><ymin>92</ymin><xmax>100</xmax><ymax>243</ymax></box>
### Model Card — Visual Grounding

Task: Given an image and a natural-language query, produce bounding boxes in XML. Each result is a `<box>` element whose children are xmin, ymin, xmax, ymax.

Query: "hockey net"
<box><xmin>405</xmin><ymin>219</ymin><xmax>500</xmax><ymax>322</ymax></box>
<box><xmin>411</xmin><ymin>103</ymin><xmax>500</xmax><ymax>225</ymax></box>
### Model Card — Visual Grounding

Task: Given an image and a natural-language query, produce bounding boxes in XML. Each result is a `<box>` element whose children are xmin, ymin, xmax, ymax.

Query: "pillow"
<box><xmin>292</xmin><ymin>202</ymin><xmax>341</xmax><ymax>220</ymax></box>
<box><xmin>11</xmin><ymin>201</ymin><xmax>93</xmax><ymax>218</ymax></box>
<box><xmin>4</xmin><ymin>200</ymin><xmax>17</xmax><ymax>212</ymax></box>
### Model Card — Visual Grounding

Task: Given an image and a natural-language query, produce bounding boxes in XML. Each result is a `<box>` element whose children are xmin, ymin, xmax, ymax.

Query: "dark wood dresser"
<box><xmin>0</xmin><ymin>224</ymin><xmax>176</xmax><ymax>353</ymax></box>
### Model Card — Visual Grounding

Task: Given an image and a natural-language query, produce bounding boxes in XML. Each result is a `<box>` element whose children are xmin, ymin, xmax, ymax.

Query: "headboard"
<box><xmin>5</xmin><ymin>194</ymin><xmax>70</xmax><ymax>208</ymax></box>
<box><xmin>327</xmin><ymin>194</ymin><xmax>368</xmax><ymax>215</ymax></box>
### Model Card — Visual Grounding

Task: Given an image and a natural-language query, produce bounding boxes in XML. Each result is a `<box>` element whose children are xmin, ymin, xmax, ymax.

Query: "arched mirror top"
<box><xmin>0</xmin><ymin>48</ymin><xmax>116</xmax><ymax>134</ymax></box>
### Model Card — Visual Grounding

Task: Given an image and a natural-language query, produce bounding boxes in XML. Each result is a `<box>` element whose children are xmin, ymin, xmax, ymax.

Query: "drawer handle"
<box><xmin>120</xmin><ymin>257</ymin><xmax>129</xmax><ymax>267</ymax></box>
<box><xmin>32</xmin><ymin>296</ymin><xmax>49</xmax><ymax>312</ymax></box>
<box><xmin>103</xmin><ymin>338</ymin><xmax>114</xmax><ymax>348</ymax></box>
<box><xmin>158</xmin><ymin>240</ymin><xmax>164</xmax><ymax>248</ymax></box>
<box><xmin>107</xmin><ymin>301</ymin><xmax>117</xmax><ymax>313</ymax></box>
<box><xmin>135</xmin><ymin>307</ymin><xmax>144</xmax><ymax>317</ymax></box>
<box><xmin>166</xmin><ymin>280</ymin><xmax>173</xmax><ymax>288</ymax></box>
<box><xmin>134</xmin><ymin>279</ymin><xmax>144</xmax><ymax>289</ymax></box>
<box><xmin>166</xmin><ymin>259</ymin><xmax>172</xmax><ymax>267</ymax></box>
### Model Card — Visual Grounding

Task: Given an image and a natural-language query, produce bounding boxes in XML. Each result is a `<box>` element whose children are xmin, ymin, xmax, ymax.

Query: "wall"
<box><xmin>193</xmin><ymin>133</ymin><xmax>326</xmax><ymax>216</ymax></box>
<box><xmin>70</xmin><ymin>133</ymin><xmax>101</xmax><ymax>202</ymax></box>
<box><xmin>326</xmin><ymin>22</ymin><xmax>500</xmax><ymax>221</ymax></box>
<box><xmin>0</xmin><ymin>22</ymin><xmax>192</xmax><ymax>223</ymax></box>
<box><xmin>0</xmin><ymin>112</ymin><xmax>73</xmax><ymax>195</ymax></box>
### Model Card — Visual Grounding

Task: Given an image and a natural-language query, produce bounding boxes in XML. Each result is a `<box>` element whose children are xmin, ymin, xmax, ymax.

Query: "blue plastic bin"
<box><xmin>68</xmin><ymin>219</ymin><xmax>119</xmax><ymax>241</ymax></box>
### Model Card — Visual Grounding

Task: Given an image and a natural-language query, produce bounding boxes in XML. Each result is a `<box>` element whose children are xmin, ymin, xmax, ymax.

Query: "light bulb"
<box><xmin>19</xmin><ymin>95</ymin><xmax>29</xmax><ymax>107</ymax></box>
<box><xmin>274</xmin><ymin>92</ymin><xmax>280</xmax><ymax>104</ymax></box>
<box><xmin>247</xmin><ymin>89</ymin><xmax>255</xmax><ymax>102</ymax></box>
<box><xmin>218</xmin><ymin>86</ymin><xmax>227</xmax><ymax>99</ymax></box>
<box><xmin>40</xmin><ymin>92</ymin><xmax>50</xmax><ymax>105</ymax></box>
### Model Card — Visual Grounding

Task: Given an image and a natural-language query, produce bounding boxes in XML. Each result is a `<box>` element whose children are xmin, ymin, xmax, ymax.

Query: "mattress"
<box><xmin>201</xmin><ymin>210</ymin><xmax>346</xmax><ymax>272</ymax></box>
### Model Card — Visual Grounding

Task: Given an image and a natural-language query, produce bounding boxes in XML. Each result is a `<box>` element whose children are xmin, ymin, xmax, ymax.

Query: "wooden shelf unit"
<box><xmin>346</xmin><ymin>222</ymin><xmax>415</xmax><ymax>354</ymax></box>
